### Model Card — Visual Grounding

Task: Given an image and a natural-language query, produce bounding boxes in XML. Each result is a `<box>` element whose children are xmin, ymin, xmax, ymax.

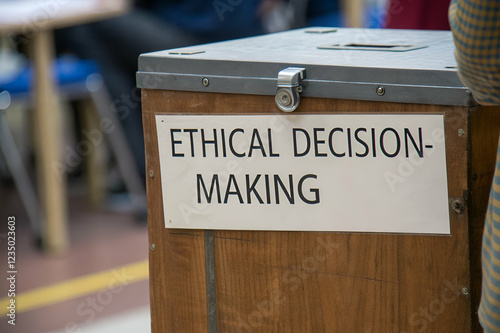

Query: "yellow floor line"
<box><xmin>1</xmin><ymin>259</ymin><xmax>148</xmax><ymax>315</ymax></box>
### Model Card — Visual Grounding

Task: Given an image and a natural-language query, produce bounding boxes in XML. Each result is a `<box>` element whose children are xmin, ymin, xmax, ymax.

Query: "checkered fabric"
<box><xmin>450</xmin><ymin>1</ymin><xmax>500</xmax><ymax>332</ymax></box>
<box><xmin>449</xmin><ymin>0</ymin><xmax>500</xmax><ymax>105</ymax></box>
<box><xmin>478</xmin><ymin>139</ymin><xmax>500</xmax><ymax>333</ymax></box>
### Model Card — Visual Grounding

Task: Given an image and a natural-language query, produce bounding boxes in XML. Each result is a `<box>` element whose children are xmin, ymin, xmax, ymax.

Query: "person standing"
<box><xmin>449</xmin><ymin>0</ymin><xmax>500</xmax><ymax>331</ymax></box>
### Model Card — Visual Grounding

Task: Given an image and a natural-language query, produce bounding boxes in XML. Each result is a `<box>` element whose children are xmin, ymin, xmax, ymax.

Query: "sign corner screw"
<box><xmin>151</xmin><ymin>244</ymin><xmax>156</xmax><ymax>251</ymax></box>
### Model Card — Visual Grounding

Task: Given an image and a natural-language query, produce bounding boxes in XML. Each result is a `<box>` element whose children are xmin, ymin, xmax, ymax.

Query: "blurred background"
<box><xmin>0</xmin><ymin>0</ymin><xmax>451</xmax><ymax>332</ymax></box>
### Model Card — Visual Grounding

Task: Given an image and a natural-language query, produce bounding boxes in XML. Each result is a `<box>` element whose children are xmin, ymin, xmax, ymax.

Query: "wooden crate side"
<box><xmin>468</xmin><ymin>106</ymin><xmax>500</xmax><ymax>332</ymax></box>
<box><xmin>143</xmin><ymin>89</ymin><xmax>472</xmax><ymax>332</ymax></box>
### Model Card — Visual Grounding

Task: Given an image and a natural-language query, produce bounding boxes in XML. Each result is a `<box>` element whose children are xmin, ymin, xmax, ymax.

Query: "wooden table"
<box><xmin>0</xmin><ymin>0</ymin><xmax>129</xmax><ymax>254</ymax></box>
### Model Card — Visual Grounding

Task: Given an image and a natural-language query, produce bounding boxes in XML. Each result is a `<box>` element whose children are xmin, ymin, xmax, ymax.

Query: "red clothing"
<box><xmin>384</xmin><ymin>0</ymin><xmax>451</xmax><ymax>30</ymax></box>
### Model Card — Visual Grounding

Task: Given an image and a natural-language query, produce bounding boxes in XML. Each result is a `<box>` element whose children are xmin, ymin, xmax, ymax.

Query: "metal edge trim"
<box><xmin>137</xmin><ymin>72</ymin><xmax>471</xmax><ymax>106</ymax></box>
<box><xmin>204</xmin><ymin>230</ymin><xmax>218</xmax><ymax>333</ymax></box>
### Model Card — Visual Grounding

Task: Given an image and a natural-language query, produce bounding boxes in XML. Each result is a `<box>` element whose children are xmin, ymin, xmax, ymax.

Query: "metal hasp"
<box><xmin>275</xmin><ymin>67</ymin><xmax>306</xmax><ymax>112</ymax></box>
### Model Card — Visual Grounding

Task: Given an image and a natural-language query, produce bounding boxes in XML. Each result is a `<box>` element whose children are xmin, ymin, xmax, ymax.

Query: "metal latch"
<box><xmin>275</xmin><ymin>67</ymin><xmax>306</xmax><ymax>112</ymax></box>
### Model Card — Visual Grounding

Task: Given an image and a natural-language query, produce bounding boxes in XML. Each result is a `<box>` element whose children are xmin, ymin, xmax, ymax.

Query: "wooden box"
<box><xmin>137</xmin><ymin>28</ymin><xmax>500</xmax><ymax>332</ymax></box>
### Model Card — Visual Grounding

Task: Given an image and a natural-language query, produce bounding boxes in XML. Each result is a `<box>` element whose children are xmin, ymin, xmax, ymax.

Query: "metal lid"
<box><xmin>137</xmin><ymin>27</ymin><xmax>472</xmax><ymax>106</ymax></box>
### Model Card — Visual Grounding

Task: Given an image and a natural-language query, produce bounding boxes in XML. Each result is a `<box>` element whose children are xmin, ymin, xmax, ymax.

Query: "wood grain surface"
<box><xmin>142</xmin><ymin>90</ymin><xmax>495</xmax><ymax>332</ymax></box>
<box><xmin>468</xmin><ymin>106</ymin><xmax>500</xmax><ymax>332</ymax></box>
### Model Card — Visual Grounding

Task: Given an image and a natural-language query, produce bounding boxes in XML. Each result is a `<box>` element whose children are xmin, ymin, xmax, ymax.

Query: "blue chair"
<box><xmin>0</xmin><ymin>56</ymin><xmax>146</xmax><ymax>241</ymax></box>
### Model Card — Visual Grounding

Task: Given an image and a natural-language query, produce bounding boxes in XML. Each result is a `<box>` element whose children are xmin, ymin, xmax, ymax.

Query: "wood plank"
<box><xmin>468</xmin><ymin>106</ymin><xmax>500</xmax><ymax>332</ymax></box>
<box><xmin>142</xmin><ymin>90</ymin><xmax>208</xmax><ymax>333</ymax></box>
<box><xmin>142</xmin><ymin>89</ymin><xmax>475</xmax><ymax>332</ymax></box>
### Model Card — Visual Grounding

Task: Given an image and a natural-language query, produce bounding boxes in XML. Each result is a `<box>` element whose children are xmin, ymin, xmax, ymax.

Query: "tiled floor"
<box><xmin>52</xmin><ymin>306</ymin><xmax>151</xmax><ymax>333</ymax></box>
<box><xmin>0</xmin><ymin>181</ymin><xmax>150</xmax><ymax>333</ymax></box>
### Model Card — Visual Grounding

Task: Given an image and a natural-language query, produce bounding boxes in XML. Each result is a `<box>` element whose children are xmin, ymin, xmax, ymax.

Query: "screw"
<box><xmin>281</xmin><ymin>94</ymin><xmax>290</xmax><ymax>105</ymax></box>
<box><xmin>202</xmin><ymin>77</ymin><xmax>210</xmax><ymax>87</ymax></box>
<box><xmin>151</xmin><ymin>244</ymin><xmax>156</xmax><ymax>251</ymax></box>
<box><xmin>458</xmin><ymin>129</ymin><xmax>465</xmax><ymax>137</ymax></box>
<box><xmin>450</xmin><ymin>197</ymin><xmax>465</xmax><ymax>215</ymax></box>
<box><xmin>462</xmin><ymin>287</ymin><xmax>469</xmax><ymax>295</ymax></box>
<box><xmin>149</xmin><ymin>170</ymin><xmax>154</xmax><ymax>178</ymax></box>
<box><xmin>376</xmin><ymin>86</ymin><xmax>385</xmax><ymax>96</ymax></box>
<box><xmin>472</xmin><ymin>174</ymin><xmax>477</xmax><ymax>181</ymax></box>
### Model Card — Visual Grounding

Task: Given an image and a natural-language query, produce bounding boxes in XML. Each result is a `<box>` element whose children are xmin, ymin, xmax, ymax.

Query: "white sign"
<box><xmin>156</xmin><ymin>114</ymin><xmax>449</xmax><ymax>234</ymax></box>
